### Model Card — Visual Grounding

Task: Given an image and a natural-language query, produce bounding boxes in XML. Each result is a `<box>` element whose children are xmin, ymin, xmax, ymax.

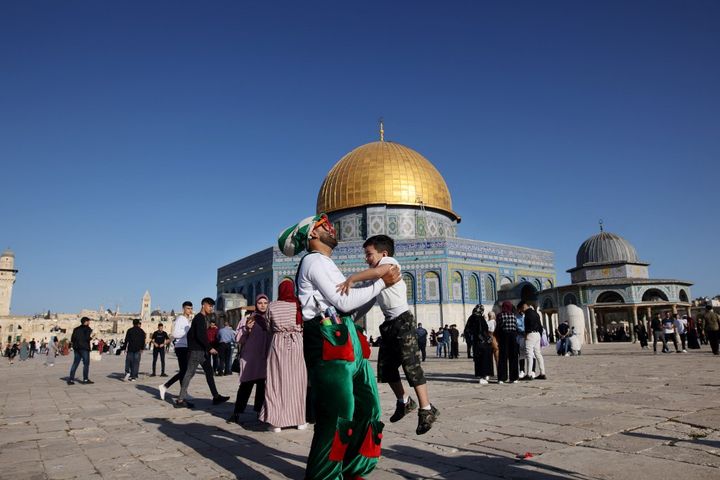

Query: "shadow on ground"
<box><xmin>145</xmin><ymin>417</ymin><xmax>306</xmax><ymax>479</ymax></box>
<box><xmin>383</xmin><ymin>444</ymin><xmax>595</xmax><ymax>480</ymax></box>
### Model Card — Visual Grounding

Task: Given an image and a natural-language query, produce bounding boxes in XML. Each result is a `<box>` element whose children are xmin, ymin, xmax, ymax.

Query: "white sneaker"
<box><xmin>682</xmin><ymin>349</ymin><xmax>687</xmax><ymax>353</ymax></box>
<box><xmin>159</xmin><ymin>384</ymin><xmax>167</xmax><ymax>400</ymax></box>
<box><xmin>124</xmin><ymin>373</ymin><xmax>130</xmax><ymax>381</ymax></box>
<box><xmin>519</xmin><ymin>371</ymin><xmax>525</xmax><ymax>378</ymax></box>
<box><xmin>511</xmin><ymin>380</ymin><xmax>518</xmax><ymax>384</ymax></box>
<box><xmin>296</xmin><ymin>423</ymin><xmax>308</xmax><ymax>430</ymax></box>
<box><xmin>268</xmin><ymin>426</ymin><xmax>281</xmax><ymax>433</ymax></box>
<box><xmin>479</xmin><ymin>378</ymin><xmax>489</xmax><ymax>384</ymax></box>
<box><xmin>498</xmin><ymin>380</ymin><xmax>504</xmax><ymax>384</ymax></box>
<box><xmin>529</xmin><ymin>372</ymin><xmax>536</xmax><ymax>379</ymax></box>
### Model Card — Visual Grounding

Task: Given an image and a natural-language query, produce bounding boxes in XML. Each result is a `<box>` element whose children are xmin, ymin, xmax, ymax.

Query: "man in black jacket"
<box><xmin>175</xmin><ymin>297</ymin><xmax>230</xmax><ymax>408</ymax></box>
<box><xmin>519</xmin><ymin>302</ymin><xmax>547</xmax><ymax>380</ymax></box>
<box><xmin>124</xmin><ymin>319</ymin><xmax>146</xmax><ymax>381</ymax></box>
<box><xmin>68</xmin><ymin>317</ymin><xmax>94</xmax><ymax>385</ymax></box>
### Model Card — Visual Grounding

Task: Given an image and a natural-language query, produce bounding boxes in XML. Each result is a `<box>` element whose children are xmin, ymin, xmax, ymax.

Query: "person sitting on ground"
<box><xmin>556</xmin><ymin>320</ymin><xmax>570</xmax><ymax>356</ymax></box>
<box><xmin>338</xmin><ymin>234</ymin><xmax>439</xmax><ymax>435</ymax></box>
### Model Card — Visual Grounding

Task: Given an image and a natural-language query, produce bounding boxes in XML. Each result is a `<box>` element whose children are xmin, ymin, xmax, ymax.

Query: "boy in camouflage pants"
<box><xmin>339</xmin><ymin>235</ymin><xmax>439</xmax><ymax>435</ymax></box>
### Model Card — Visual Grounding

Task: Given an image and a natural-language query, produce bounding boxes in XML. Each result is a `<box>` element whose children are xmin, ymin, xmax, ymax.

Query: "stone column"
<box><xmin>672</xmin><ymin>304</ymin><xmax>678</xmax><ymax>315</ymax></box>
<box><xmin>631</xmin><ymin>306</ymin><xmax>639</xmax><ymax>342</ymax></box>
<box><xmin>588</xmin><ymin>307</ymin><xmax>598</xmax><ymax>344</ymax></box>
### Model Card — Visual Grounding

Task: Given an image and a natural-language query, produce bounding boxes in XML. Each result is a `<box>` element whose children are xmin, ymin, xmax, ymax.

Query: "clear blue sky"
<box><xmin>2</xmin><ymin>1</ymin><xmax>718</xmax><ymax>315</ymax></box>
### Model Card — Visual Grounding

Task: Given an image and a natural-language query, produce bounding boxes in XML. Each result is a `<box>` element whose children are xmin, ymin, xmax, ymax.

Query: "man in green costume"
<box><xmin>279</xmin><ymin>213</ymin><xmax>400</xmax><ymax>480</ymax></box>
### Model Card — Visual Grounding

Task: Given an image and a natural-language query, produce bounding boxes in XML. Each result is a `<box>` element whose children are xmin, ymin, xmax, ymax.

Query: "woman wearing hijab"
<box><xmin>19</xmin><ymin>339</ymin><xmax>29</xmax><ymax>361</ymax></box>
<box><xmin>464</xmin><ymin>305</ymin><xmax>494</xmax><ymax>384</ymax></box>
<box><xmin>258</xmin><ymin>279</ymin><xmax>307</xmax><ymax>431</ymax></box>
<box><xmin>228</xmin><ymin>294</ymin><xmax>273</xmax><ymax>425</ymax></box>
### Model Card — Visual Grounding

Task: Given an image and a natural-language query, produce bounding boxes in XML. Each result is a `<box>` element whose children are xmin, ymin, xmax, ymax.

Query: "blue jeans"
<box><xmin>69</xmin><ymin>349</ymin><xmax>90</xmax><ymax>381</ymax></box>
<box><xmin>125</xmin><ymin>351</ymin><xmax>142</xmax><ymax>378</ymax></box>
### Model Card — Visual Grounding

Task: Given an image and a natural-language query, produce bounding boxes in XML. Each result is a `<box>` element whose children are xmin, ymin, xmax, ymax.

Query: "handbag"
<box><xmin>231</xmin><ymin>353</ymin><xmax>240</xmax><ymax>373</ymax></box>
<box><xmin>540</xmin><ymin>331</ymin><xmax>549</xmax><ymax>348</ymax></box>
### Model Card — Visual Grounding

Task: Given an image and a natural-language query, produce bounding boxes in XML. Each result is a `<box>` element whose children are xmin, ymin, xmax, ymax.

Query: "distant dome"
<box><xmin>575</xmin><ymin>231</ymin><xmax>639</xmax><ymax>268</ymax></box>
<box><xmin>1</xmin><ymin>248</ymin><xmax>14</xmax><ymax>258</ymax></box>
<box><xmin>316</xmin><ymin>141</ymin><xmax>460</xmax><ymax>221</ymax></box>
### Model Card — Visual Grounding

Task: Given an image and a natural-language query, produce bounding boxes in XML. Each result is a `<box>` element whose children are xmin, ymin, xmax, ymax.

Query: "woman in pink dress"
<box><xmin>227</xmin><ymin>294</ymin><xmax>272</xmax><ymax>425</ymax></box>
<box><xmin>259</xmin><ymin>279</ymin><xmax>307</xmax><ymax>432</ymax></box>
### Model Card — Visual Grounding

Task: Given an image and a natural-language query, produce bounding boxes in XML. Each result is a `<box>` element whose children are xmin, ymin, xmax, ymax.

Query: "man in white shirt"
<box><xmin>278</xmin><ymin>214</ymin><xmax>400</xmax><ymax>480</ymax></box>
<box><xmin>674</xmin><ymin>314</ymin><xmax>688</xmax><ymax>353</ymax></box>
<box><xmin>158</xmin><ymin>301</ymin><xmax>192</xmax><ymax>400</ymax></box>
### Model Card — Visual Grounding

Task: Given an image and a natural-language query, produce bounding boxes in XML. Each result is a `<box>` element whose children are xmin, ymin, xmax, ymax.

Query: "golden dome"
<box><xmin>317</xmin><ymin>141</ymin><xmax>460</xmax><ymax>221</ymax></box>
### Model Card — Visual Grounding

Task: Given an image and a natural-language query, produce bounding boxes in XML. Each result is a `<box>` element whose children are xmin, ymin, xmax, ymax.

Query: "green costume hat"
<box><xmin>278</xmin><ymin>213</ymin><xmax>326</xmax><ymax>257</ymax></box>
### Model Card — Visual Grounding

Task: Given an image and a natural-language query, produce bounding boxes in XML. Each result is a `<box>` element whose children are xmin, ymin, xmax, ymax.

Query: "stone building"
<box><xmin>537</xmin><ymin>228</ymin><xmax>693</xmax><ymax>344</ymax></box>
<box><xmin>0</xmin><ymin>248</ymin><xmax>18</xmax><ymax>317</ymax></box>
<box><xmin>217</xmin><ymin>131</ymin><xmax>556</xmax><ymax>337</ymax></box>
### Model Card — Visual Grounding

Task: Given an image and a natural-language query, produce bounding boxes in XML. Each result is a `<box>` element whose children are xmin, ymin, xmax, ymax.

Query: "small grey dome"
<box><xmin>1</xmin><ymin>248</ymin><xmax>14</xmax><ymax>258</ymax></box>
<box><xmin>575</xmin><ymin>232</ymin><xmax>639</xmax><ymax>268</ymax></box>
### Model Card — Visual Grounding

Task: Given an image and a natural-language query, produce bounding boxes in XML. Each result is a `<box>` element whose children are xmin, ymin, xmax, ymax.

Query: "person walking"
<box><xmin>217</xmin><ymin>320</ymin><xmax>235</xmax><ymax>376</ymax></box>
<box><xmin>44</xmin><ymin>336</ymin><xmax>58</xmax><ymax>367</ymax></box>
<box><xmin>702</xmin><ymin>304</ymin><xmax>720</xmax><ymax>355</ymax></box>
<box><xmin>207</xmin><ymin>320</ymin><xmax>220</xmax><ymax>375</ymax></box>
<box><xmin>449</xmin><ymin>324</ymin><xmax>460</xmax><ymax>359</ymax></box>
<box><xmin>674</xmin><ymin>315</ymin><xmax>688</xmax><ymax>353</ymax></box>
<box><xmin>496</xmin><ymin>301</ymin><xmax>519</xmax><ymax>384</ymax></box>
<box><xmin>651</xmin><ymin>313</ymin><xmax>665</xmax><ymax>354</ymax></box>
<box><xmin>150</xmin><ymin>323</ymin><xmax>170</xmax><ymax>377</ymax></box>
<box><xmin>19</xmin><ymin>339</ymin><xmax>29</xmax><ymax>361</ymax></box>
<box><xmin>465</xmin><ymin>305</ymin><xmax>493</xmax><ymax>384</ymax></box>
<box><xmin>662</xmin><ymin>312</ymin><xmax>680</xmax><ymax>353</ymax></box>
<box><xmin>278</xmin><ymin>213</ymin><xmax>400</xmax><ymax>480</ymax></box>
<box><xmin>29</xmin><ymin>338</ymin><xmax>37</xmax><ymax>358</ymax></box>
<box><xmin>228</xmin><ymin>294</ymin><xmax>273</xmax><ymax>425</ymax></box>
<box><xmin>159</xmin><ymin>301</ymin><xmax>192</xmax><ymax>401</ymax></box>
<box><xmin>68</xmin><ymin>317</ymin><xmax>93</xmax><ymax>385</ymax></box>
<box><xmin>442</xmin><ymin>326</ymin><xmax>451</xmax><ymax>358</ymax></box>
<box><xmin>416</xmin><ymin>323</ymin><xmax>428</xmax><ymax>362</ymax></box>
<box><xmin>258</xmin><ymin>280</ymin><xmax>308</xmax><ymax>431</ymax></box>
<box><xmin>687</xmin><ymin>315</ymin><xmax>701</xmax><ymax>350</ymax></box>
<box><xmin>519</xmin><ymin>302</ymin><xmax>546</xmax><ymax>381</ymax></box>
<box><xmin>175</xmin><ymin>297</ymin><xmax>230</xmax><ymax>408</ymax></box>
<box><xmin>636</xmin><ymin>321</ymin><xmax>649</xmax><ymax>350</ymax></box>
<box><xmin>124</xmin><ymin>319</ymin><xmax>146</xmax><ymax>381</ymax></box>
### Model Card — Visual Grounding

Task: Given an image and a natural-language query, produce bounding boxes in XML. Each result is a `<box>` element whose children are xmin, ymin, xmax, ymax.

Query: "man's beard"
<box><xmin>319</xmin><ymin>230</ymin><xmax>338</xmax><ymax>250</ymax></box>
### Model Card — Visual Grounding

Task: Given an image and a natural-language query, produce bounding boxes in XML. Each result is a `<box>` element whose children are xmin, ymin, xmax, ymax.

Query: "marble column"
<box><xmin>588</xmin><ymin>306</ymin><xmax>598</xmax><ymax>344</ymax></box>
<box><xmin>631</xmin><ymin>306</ymin><xmax>639</xmax><ymax>342</ymax></box>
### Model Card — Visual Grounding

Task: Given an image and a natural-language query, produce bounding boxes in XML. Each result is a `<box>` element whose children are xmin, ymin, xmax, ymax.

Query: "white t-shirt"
<box><xmin>486</xmin><ymin>319</ymin><xmax>496</xmax><ymax>333</ymax></box>
<box><xmin>297</xmin><ymin>253</ymin><xmax>385</xmax><ymax>321</ymax></box>
<box><xmin>674</xmin><ymin>318</ymin><xmax>687</xmax><ymax>335</ymax></box>
<box><xmin>172</xmin><ymin>315</ymin><xmax>191</xmax><ymax>348</ymax></box>
<box><xmin>375</xmin><ymin>256</ymin><xmax>408</xmax><ymax>320</ymax></box>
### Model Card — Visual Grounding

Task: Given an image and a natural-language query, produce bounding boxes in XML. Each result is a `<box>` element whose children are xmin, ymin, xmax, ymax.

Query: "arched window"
<box><xmin>500</xmin><ymin>276</ymin><xmax>513</xmax><ymax>289</ymax></box>
<box><xmin>544</xmin><ymin>279</ymin><xmax>554</xmax><ymax>289</ymax></box>
<box><xmin>534</xmin><ymin>279</ymin><xmax>542</xmax><ymax>291</ymax></box>
<box><xmin>403</xmin><ymin>273</ymin><xmax>415</xmax><ymax>304</ymax></box>
<box><xmin>679</xmin><ymin>289</ymin><xmax>689</xmax><ymax>302</ymax></box>
<box><xmin>484</xmin><ymin>275</ymin><xmax>496</xmax><ymax>302</ymax></box>
<box><xmin>542</xmin><ymin>298</ymin><xmax>554</xmax><ymax>310</ymax></box>
<box><xmin>642</xmin><ymin>288</ymin><xmax>668</xmax><ymax>302</ymax></box>
<box><xmin>468</xmin><ymin>274</ymin><xmax>480</xmax><ymax>303</ymax></box>
<box><xmin>452</xmin><ymin>271</ymin><xmax>463</xmax><ymax>301</ymax></box>
<box><xmin>424</xmin><ymin>272</ymin><xmax>441</xmax><ymax>302</ymax></box>
<box><xmin>563</xmin><ymin>293</ymin><xmax>578</xmax><ymax>306</ymax></box>
<box><xmin>596</xmin><ymin>291</ymin><xmax>625</xmax><ymax>303</ymax></box>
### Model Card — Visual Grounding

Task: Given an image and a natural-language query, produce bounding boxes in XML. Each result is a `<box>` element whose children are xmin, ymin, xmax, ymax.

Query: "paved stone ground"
<box><xmin>1</xmin><ymin>343</ymin><xmax>719</xmax><ymax>479</ymax></box>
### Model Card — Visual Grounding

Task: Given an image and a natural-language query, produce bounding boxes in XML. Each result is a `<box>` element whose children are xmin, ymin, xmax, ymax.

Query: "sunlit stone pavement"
<box><xmin>1</xmin><ymin>343</ymin><xmax>719</xmax><ymax>479</ymax></box>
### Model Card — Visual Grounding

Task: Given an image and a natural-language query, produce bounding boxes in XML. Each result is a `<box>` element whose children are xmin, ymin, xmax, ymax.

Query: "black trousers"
<box><xmin>450</xmin><ymin>341</ymin><xmax>459</xmax><ymax>359</ymax></box>
<box><xmin>233</xmin><ymin>379</ymin><xmax>266</xmax><ymax>414</ymax></box>
<box><xmin>418</xmin><ymin>342</ymin><xmax>426</xmax><ymax>361</ymax></box>
<box><xmin>708</xmin><ymin>330</ymin><xmax>720</xmax><ymax>355</ymax></box>
<box><xmin>497</xmin><ymin>332</ymin><xmax>519</xmax><ymax>382</ymax></box>
<box><xmin>217</xmin><ymin>343</ymin><xmax>231</xmax><ymax>374</ymax></box>
<box><xmin>152</xmin><ymin>347</ymin><xmax>166</xmax><ymax>374</ymax></box>
<box><xmin>163</xmin><ymin>347</ymin><xmax>188</xmax><ymax>389</ymax></box>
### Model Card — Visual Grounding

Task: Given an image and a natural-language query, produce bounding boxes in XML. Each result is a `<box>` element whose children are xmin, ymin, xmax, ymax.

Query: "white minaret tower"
<box><xmin>0</xmin><ymin>249</ymin><xmax>18</xmax><ymax>317</ymax></box>
<box><xmin>141</xmin><ymin>290</ymin><xmax>151</xmax><ymax>324</ymax></box>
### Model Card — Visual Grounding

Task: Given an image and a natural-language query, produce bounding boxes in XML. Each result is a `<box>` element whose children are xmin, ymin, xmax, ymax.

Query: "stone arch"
<box><xmin>563</xmin><ymin>293</ymin><xmax>578</xmax><ymax>306</ymax></box>
<box><xmin>544</xmin><ymin>278</ymin><xmax>554</xmax><ymax>289</ymax></box>
<box><xmin>533</xmin><ymin>279</ymin><xmax>542</xmax><ymax>291</ymax></box>
<box><xmin>641</xmin><ymin>288</ymin><xmax>668</xmax><ymax>302</ymax></box>
<box><xmin>596</xmin><ymin>290</ymin><xmax>625</xmax><ymax>304</ymax></box>
<box><xmin>679</xmin><ymin>289</ymin><xmax>689</xmax><ymax>302</ymax></box>
<box><xmin>542</xmin><ymin>297</ymin><xmax>554</xmax><ymax>310</ymax></box>
<box><xmin>451</xmin><ymin>271</ymin><xmax>463</xmax><ymax>301</ymax></box>
<box><xmin>499</xmin><ymin>276</ymin><xmax>513</xmax><ymax>290</ymax></box>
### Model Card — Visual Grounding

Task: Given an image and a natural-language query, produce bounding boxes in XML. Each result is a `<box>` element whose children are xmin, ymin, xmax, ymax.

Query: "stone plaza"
<box><xmin>1</xmin><ymin>343</ymin><xmax>718</xmax><ymax>479</ymax></box>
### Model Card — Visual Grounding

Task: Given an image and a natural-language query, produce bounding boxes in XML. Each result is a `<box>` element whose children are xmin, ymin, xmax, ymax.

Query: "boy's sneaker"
<box><xmin>124</xmin><ymin>373</ymin><xmax>131</xmax><ymax>381</ymax></box>
<box><xmin>390</xmin><ymin>397</ymin><xmax>417</xmax><ymax>423</ymax></box>
<box><xmin>416</xmin><ymin>404</ymin><xmax>439</xmax><ymax>435</ymax></box>
<box><xmin>159</xmin><ymin>384</ymin><xmax>168</xmax><ymax>400</ymax></box>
